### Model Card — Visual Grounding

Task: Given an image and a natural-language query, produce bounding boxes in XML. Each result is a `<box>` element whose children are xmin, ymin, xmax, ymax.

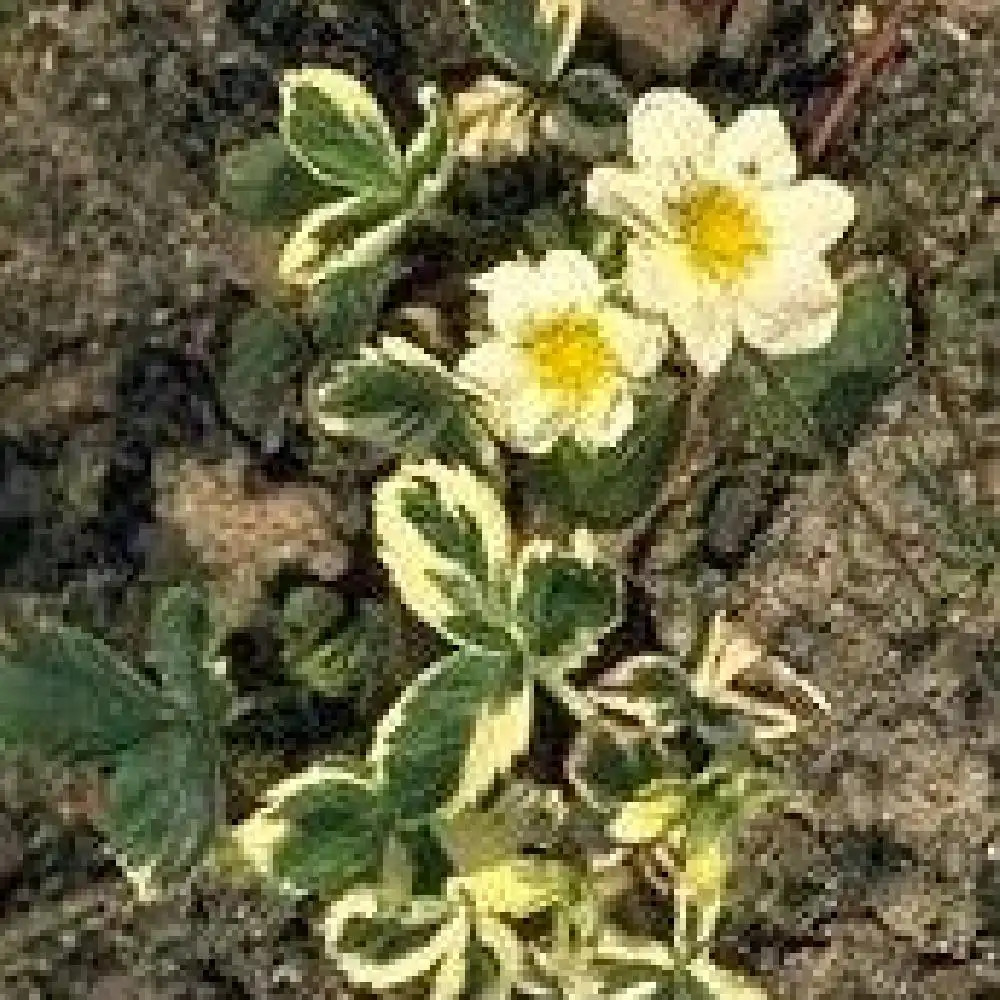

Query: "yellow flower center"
<box><xmin>672</xmin><ymin>182</ymin><xmax>768</xmax><ymax>283</ymax></box>
<box><xmin>522</xmin><ymin>310</ymin><xmax>620</xmax><ymax>408</ymax></box>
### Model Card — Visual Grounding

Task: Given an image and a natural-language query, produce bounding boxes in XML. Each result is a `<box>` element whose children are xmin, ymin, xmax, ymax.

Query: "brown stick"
<box><xmin>804</xmin><ymin>1</ymin><xmax>913</xmax><ymax>167</ymax></box>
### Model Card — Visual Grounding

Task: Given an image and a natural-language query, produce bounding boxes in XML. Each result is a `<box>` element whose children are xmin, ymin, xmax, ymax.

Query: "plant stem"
<box><xmin>805</xmin><ymin>0</ymin><xmax>913</xmax><ymax>167</ymax></box>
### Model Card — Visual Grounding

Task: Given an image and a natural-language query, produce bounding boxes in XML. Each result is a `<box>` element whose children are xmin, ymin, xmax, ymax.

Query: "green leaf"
<box><xmin>324</xmin><ymin>890</ymin><xmax>468</xmax><ymax>992</ymax></box>
<box><xmin>659</xmin><ymin>967</ymin><xmax>718</xmax><ymax>1000</ymax></box>
<box><xmin>512</xmin><ymin>535</ymin><xmax>621</xmax><ymax>662</ymax></box>
<box><xmin>146</xmin><ymin>585</ymin><xmax>227</xmax><ymax>719</ymax></box>
<box><xmin>810</xmin><ymin>275</ymin><xmax>910</xmax><ymax>449</ymax></box>
<box><xmin>280</xmin><ymin>68</ymin><xmax>404</xmax><ymax>193</ymax></box>
<box><xmin>311</xmin><ymin>256</ymin><xmax>398</xmax><ymax>359</ymax></box>
<box><xmin>685</xmin><ymin>957</ymin><xmax>770</xmax><ymax>999</ymax></box>
<box><xmin>312</xmin><ymin>338</ymin><xmax>495</xmax><ymax>474</ymax></box>
<box><xmin>462</xmin><ymin>0</ymin><xmax>584</xmax><ymax>84</ymax></box>
<box><xmin>402</xmin><ymin>85</ymin><xmax>455</xmax><ymax>196</ymax></box>
<box><xmin>217</xmin><ymin>133</ymin><xmax>330</xmax><ymax>227</ymax></box>
<box><xmin>272</xmin><ymin>776</ymin><xmax>386</xmax><ymax>897</ymax></box>
<box><xmin>545</xmin><ymin>65</ymin><xmax>629</xmax><ymax>160</ymax></box>
<box><xmin>0</xmin><ymin>590</ymin><xmax>231</xmax><ymax>896</ymax></box>
<box><xmin>0</xmin><ymin>624</ymin><xmax>163</xmax><ymax>763</ymax></box>
<box><xmin>279</xmin><ymin>586</ymin><xmax>346</xmax><ymax>662</ymax></box>
<box><xmin>568</xmin><ymin>729</ymin><xmax>671</xmax><ymax>814</ymax></box>
<box><xmin>105</xmin><ymin>723</ymin><xmax>223</xmax><ymax>892</ymax></box>
<box><xmin>714</xmin><ymin>274</ymin><xmax>909</xmax><ymax>455</ymax></box>
<box><xmin>370</xmin><ymin>649</ymin><xmax>528</xmax><ymax>823</ymax></box>
<box><xmin>220</xmin><ymin>307</ymin><xmax>307</xmax><ymax>443</ymax></box>
<box><xmin>402</xmin><ymin>478</ymin><xmax>491</xmax><ymax>590</ymax></box>
<box><xmin>283</xmin><ymin>594</ymin><xmax>409</xmax><ymax>705</ymax></box>
<box><xmin>278</xmin><ymin>190</ymin><xmax>410</xmax><ymax>289</ymax></box>
<box><xmin>373</xmin><ymin>461</ymin><xmax>510</xmax><ymax>645</ymax></box>
<box><xmin>524</xmin><ymin>380</ymin><xmax>686</xmax><ymax>529</ymax></box>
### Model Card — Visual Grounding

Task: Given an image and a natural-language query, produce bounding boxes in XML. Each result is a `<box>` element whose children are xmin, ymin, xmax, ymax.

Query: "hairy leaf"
<box><xmin>0</xmin><ymin>624</ymin><xmax>163</xmax><ymax>762</ymax></box>
<box><xmin>145</xmin><ymin>584</ymin><xmax>230</xmax><ymax>723</ymax></box>
<box><xmin>106</xmin><ymin>723</ymin><xmax>223</xmax><ymax>894</ymax></box>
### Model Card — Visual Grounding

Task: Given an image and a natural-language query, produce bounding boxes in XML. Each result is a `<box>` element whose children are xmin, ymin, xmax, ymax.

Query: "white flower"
<box><xmin>587</xmin><ymin>89</ymin><xmax>857</xmax><ymax>375</ymax></box>
<box><xmin>450</xmin><ymin>75</ymin><xmax>535</xmax><ymax>161</ymax></box>
<box><xmin>457</xmin><ymin>248</ymin><xmax>669</xmax><ymax>454</ymax></box>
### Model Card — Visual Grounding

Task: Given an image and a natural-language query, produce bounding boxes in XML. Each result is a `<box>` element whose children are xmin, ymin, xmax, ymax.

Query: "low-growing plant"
<box><xmin>4</xmin><ymin>0</ymin><xmax>970</xmax><ymax>996</ymax></box>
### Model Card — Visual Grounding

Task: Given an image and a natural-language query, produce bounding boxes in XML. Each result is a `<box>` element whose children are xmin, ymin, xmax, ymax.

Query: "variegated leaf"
<box><xmin>403</xmin><ymin>84</ymin><xmax>457</xmax><ymax>202</ymax></box>
<box><xmin>280</xmin><ymin>68</ymin><xmax>403</xmax><ymax>192</ymax></box>
<box><xmin>443</xmin><ymin>683</ymin><xmax>533</xmax><ymax>818</ymax></box>
<box><xmin>460</xmin><ymin>859</ymin><xmax>570</xmax><ymax>919</ymax></box>
<box><xmin>311</xmin><ymin>338</ymin><xmax>496</xmax><ymax>475</ymax></box>
<box><xmin>462</xmin><ymin>0</ymin><xmax>584</xmax><ymax>83</ymax></box>
<box><xmin>609</xmin><ymin>778</ymin><xmax>689</xmax><ymax>846</ymax></box>
<box><xmin>373</xmin><ymin>460</ymin><xmax>511</xmax><ymax>644</ymax></box>
<box><xmin>278</xmin><ymin>190</ymin><xmax>410</xmax><ymax>289</ymax></box>
<box><xmin>323</xmin><ymin>890</ymin><xmax>470</xmax><ymax>991</ymax></box>
<box><xmin>686</xmin><ymin>957</ymin><xmax>770</xmax><ymax>1000</ymax></box>
<box><xmin>369</xmin><ymin>648</ymin><xmax>528</xmax><ymax>823</ymax></box>
<box><xmin>269</xmin><ymin>768</ymin><xmax>386</xmax><ymax>897</ymax></box>
<box><xmin>512</xmin><ymin>528</ymin><xmax>622</xmax><ymax>667</ymax></box>
<box><xmin>232</xmin><ymin>762</ymin><xmax>383</xmax><ymax>899</ymax></box>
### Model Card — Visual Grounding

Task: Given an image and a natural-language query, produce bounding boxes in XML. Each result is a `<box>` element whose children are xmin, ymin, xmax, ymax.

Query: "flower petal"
<box><xmin>742</xmin><ymin>303</ymin><xmax>840</xmax><ymax>358</ymax></box>
<box><xmin>738</xmin><ymin>253</ymin><xmax>841</xmax><ymax>356</ymax></box>
<box><xmin>760</xmin><ymin>178</ymin><xmax>857</xmax><ymax>256</ymax></box>
<box><xmin>470</xmin><ymin>258</ymin><xmax>549</xmax><ymax>338</ymax></box>
<box><xmin>532</xmin><ymin>247</ymin><xmax>605</xmax><ymax>307</ymax></box>
<box><xmin>710</xmin><ymin>108</ymin><xmax>799</xmax><ymax>187</ymax></box>
<box><xmin>628</xmin><ymin>89</ymin><xmax>717</xmax><ymax>194</ymax></box>
<box><xmin>586</xmin><ymin>166</ymin><xmax>673</xmax><ymax>235</ymax></box>
<box><xmin>470</xmin><ymin>250</ymin><xmax>604</xmax><ymax>339</ymax></box>
<box><xmin>456</xmin><ymin>341</ymin><xmax>561</xmax><ymax>454</ymax></box>
<box><xmin>574</xmin><ymin>386</ymin><xmax>635</xmax><ymax>450</ymax></box>
<box><xmin>600</xmin><ymin>306</ymin><xmax>669</xmax><ymax>379</ymax></box>
<box><xmin>625</xmin><ymin>240</ymin><xmax>735</xmax><ymax>375</ymax></box>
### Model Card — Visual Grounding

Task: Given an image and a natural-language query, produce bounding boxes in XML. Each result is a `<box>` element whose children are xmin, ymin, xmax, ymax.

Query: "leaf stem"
<box><xmin>615</xmin><ymin>370</ymin><xmax>717</xmax><ymax>563</ymax></box>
